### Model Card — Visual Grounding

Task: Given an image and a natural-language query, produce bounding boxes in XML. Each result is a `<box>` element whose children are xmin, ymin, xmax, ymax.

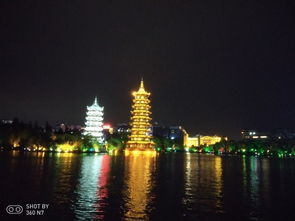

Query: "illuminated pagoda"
<box><xmin>83</xmin><ymin>97</ymin><xmax>104</xmax><ymax>143</ymax></box>
<box><xmin>126</xmin><ymin>79</ymin><xmax>154</xmax><ymax>150</ymax></box>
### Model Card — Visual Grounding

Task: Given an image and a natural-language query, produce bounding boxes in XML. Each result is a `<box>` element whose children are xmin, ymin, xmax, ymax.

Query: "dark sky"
<box><xmin>1</xmin><ymin>0</ymin><xmax>295</xmax><ymax>139</ymax></box>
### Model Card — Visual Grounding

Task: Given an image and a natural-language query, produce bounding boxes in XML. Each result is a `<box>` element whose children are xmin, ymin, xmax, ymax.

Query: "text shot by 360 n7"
<box><xmin>6</xmin><ymin>204</ymin><xmax>50</xmax><ymax>216</ymax></box>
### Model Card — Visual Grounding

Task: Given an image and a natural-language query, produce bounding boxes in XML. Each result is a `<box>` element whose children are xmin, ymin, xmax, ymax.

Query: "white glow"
<box><xmin>83</xmin><ymin>97</ymin><xmax>104</xmax><ymax>143</ymax></box>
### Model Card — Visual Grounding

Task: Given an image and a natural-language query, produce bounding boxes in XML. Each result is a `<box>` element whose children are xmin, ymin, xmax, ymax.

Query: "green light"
<box><xmin>204</xmin><ymin>146</ymin><xmax>213</xmax><ymax>153</ymax></box>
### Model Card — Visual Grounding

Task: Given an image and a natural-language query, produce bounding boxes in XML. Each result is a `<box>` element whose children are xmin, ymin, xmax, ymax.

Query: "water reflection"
<box><xmin>183</xmin><ymin>155</ymin><xmax>223</xmax><ymax>219</ymax></box>
<box><xmin>53</xmin><ymin>153</ymin><xmax>78</xmax><ymax>205</ymax></box>
<box><xmin>239</xmin><ymin>156</ymin><xmax>273</xmax><ymax>220</ymax></box>
<box><xmin>1</xmin><ymin>152</ymin><xmax>295</xmax><ymax>221</ymax></box>
<box><xmin>73</xmin><ymin>154</ymin><xmax>110</xmax><ymax>220</ymax></box>
<box><xmin>214</xmin><ymin>156</ymin><xmax>223</xmax><ymax>211</ymax></box>
<box><xmin>249</xmin><ymin>157</ymin><xmax>259</xmax><ymax>211</ymax></box>
<box><xmin>123</xmin><ymin>152</ymin><xmax>156</xmax><ymax>220</ymax></box>
<box><xmin>95</xmin><ymin>155</ymin><xmax>111</xmax><ymax>220</ymax></box>
<box><xmin>261</xmin><ymin>158</ymin><xmax>270</xmax><ymax>208</ymax></box>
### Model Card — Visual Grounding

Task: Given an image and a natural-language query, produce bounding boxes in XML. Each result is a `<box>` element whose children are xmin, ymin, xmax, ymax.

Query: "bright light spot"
<box><xmin>124</xmin><ymin>149</ymin><xmax>156</xmax><ymax>157</ymax></box>
<box><xmin>57</xmin><ymin>142</ymin><xmax>79</xmax><ymax>152</ymax></box>
<box><xmin>103</xmin><ymin>124</ymin><xmax>111</xmax><ymax>129</ymax></box>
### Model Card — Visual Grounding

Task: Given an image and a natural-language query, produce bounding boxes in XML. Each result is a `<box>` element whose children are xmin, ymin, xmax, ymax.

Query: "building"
<box><xmin>168</xmin><ymin>126</ymin><xmax>187</xmax><ymax>146</ymax></box>
<box><xmin>152</xmin><ymin>124</ymin><xmax>169</xmax><ymax>138</ymax></box>
<box><xmin>184</xmin><ymin>134</ymin><xmax>224</xmax><ymax>147</ymax></box>
<box><xmin>102</xmin><ymin>124</ymin><xmax>114</xmax><ymax>140</ymax></box>
<box><xmin>116</xmin><ymin>123</ymin><xmax>131</xmax><ymax>134</ymax></box>
<box><xmin>126</xmin><ymin>79</ymin><xmax>154</xmax><ymax>150</ymax></box>
<box><xmin>1</xmin><ymin>119</ymin><xmax>13</xmax><ymax>124</ymax></box>
<box><xmin>103</xmin><ymin>124</ymin><xmax>114</xmax><ymax>135</ymax></box>
<box><xmin>241</xmin><ymin>129</ymin><xmax>295</xmax><ymax>140</ymax></box>
<box><xmin>200</xmin><ymin>135</ymin><xmax>223</xmax><ymax>146</ymax></box>
<box><xmin>83</xmin><ymin>97</ymin><xmax>104</xmax><ymax>143</ymax></box>
<box><xmin>185</xmin><ymin>136</ymin><xmax>199</xmax><ymax>147</ymax></box>
<box><xmin>152</xmin><ymin>125</ymin><xmax>187</xmax><ymax>146</ymax></box>
<box><xmin>54</xmin><ymin>123</ymin><xmax>83</xmax><ymax>134</ymax></box>
<box><xmin>241</xmin><ymin>130</ymin><xmax>269</xmax><ymax>139</ymax></box>
<box><xmin>272</xmin><ymin>129</ymin><xmax>295</xmax><ymax>139</ymax></box>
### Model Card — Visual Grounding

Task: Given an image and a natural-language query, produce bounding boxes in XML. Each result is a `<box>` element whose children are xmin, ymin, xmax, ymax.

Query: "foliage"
<box><xmin>2</xmin><ymin>120</ymin><xmax>295</xmax><ymax>157</ymax></box>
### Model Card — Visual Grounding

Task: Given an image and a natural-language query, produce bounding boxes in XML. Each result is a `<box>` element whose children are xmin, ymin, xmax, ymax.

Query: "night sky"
<box><xmin>1</xmin><ymin>0</ymin><xmax>295</xmax><ymax>139</ymax></box>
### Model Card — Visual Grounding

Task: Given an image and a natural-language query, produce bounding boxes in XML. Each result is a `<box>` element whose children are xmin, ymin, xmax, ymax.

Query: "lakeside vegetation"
<box><xmin>1</xmin><ymin>119</ymin><xmax>295</xmax><ymax>157</ymax></box>
<box><xmin>185</xmin><ymin>139</ymin><xmax>295</xmax><ymax>157</ymax></box>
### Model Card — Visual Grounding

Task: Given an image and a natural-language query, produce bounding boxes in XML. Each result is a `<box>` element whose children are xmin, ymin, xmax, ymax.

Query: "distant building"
<box><xmin>103</xmin><ymin>124</ymin><xmax>114</xmax><ymax>135</ymax></box>
<box><xmin>152</xmin><ymin>125</ymin><xmax>187</xmax><ymax>146</ymax></box>
<box><xmin>184</xmin><ymin>134</ymin><xmax>224</xmax><ymax>147</ymax></box>
<box><xmin>54</xmin><ymin>123</ymin><xmax>83</xmax><ymax>134</ymax></box>
<box><xmin>168</xmin><ymin>126</ymin><xmax>187</xmax><ymax>145</ymax></box>
<box><xmin>241</xmin><ymin>130</ymin><xmax>269</xmax><ymax>139</ymax></box>
<box><xmin>242</xmin><ymin>129</ymin><xmax>295</xmax><ymax>140</ymax></box>
<box><xmin>1</xmin><ymin>119</ymin><xmax>13</xmax><ymax>124</ymax></box>
<box><xmin>185</xmin><ymin>136</ymin><xmax>199</xmax><ymax>147</ymax></box>
<box><xmin>102</xmin><ymin>124</ymin><xmax>114</xmax><ymax>140</ymax></box>
<box><xmin>59</xmin><ymin>123</ymin><xmax>67</xmax><ymax>133</ymax></box>
<box><xmin>116</xmin><ymin>123</ymin><xmax>131</xmax><ymax>134</ymax></box>
<box><xmin>271</xmin><ymin>129</ymin><xmax>295</xmax><ymax>140</ymax></box>
<box><xmin>200</xmin><ymin>135</ymin><xmax>223</xmax><ymax>146</ymax></box>
<box><xmin>153</xmin><ymin>124</ymin><xmax>226</xmax><ymax>147</ymax></box>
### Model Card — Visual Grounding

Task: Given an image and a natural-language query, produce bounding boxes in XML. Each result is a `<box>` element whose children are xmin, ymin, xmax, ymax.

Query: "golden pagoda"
<box><xmin>126</xmin><ymin>79</ymin><xmax>154</xmax><ymax>150</ymax></box>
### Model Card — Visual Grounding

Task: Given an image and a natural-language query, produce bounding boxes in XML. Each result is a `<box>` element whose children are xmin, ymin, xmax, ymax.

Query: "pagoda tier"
<box><xmin>126</xmin><ymin>79</ymin><xmax>154</xmax><ymax>150</ymax></box>
<box><xmin>83</xmin><ymin>97</ymin><xmax>104</xmax><ymax>143</ymax></box>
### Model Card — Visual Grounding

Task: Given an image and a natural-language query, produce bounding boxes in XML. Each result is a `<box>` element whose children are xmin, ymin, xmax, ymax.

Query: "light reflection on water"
<box><xmin>73</xmin><ymin>155</ymin><xmax>102</xmax><ymax>219</ymax></box>
<box><xmin>0</xmin><ymin>152</ymin><xmax>295</xmax><ymax>220</ymax></box>
<box><xmin>71</xmin><ymin>154</ymin><xmax>111</xmax><ymax>220</ymax></box>
<box><xmin>122</xmin><ymin>152</ymin><xmax>156</xmax><ymax>220</ymax></box>
<box><xmin>183</xmin><ymin>155</ymin><xmax>223</xmax><ymax>219</ymax></box>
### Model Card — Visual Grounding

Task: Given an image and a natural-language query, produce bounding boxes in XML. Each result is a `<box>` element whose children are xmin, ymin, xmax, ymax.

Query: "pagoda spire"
<box><xmin>137</xmin><ymin>78</ymin><xmax>149</xmax><ymax>94</ymax></box>
<box><xmin>140</xmin><ymin>78</ymin><xmax>144</xmax><ymax>89</ymax></box>
<box><xmin>94</xmin><ymin>96</ymin><xmax>98</xmax><ymax>105</ymax></box>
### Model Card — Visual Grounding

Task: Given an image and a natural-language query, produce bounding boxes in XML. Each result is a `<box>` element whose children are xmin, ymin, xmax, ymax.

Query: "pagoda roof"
<box><xmin>133</xmin><ymin>79</ymin><xmax>151</xmax><ymax>95</ymax></box>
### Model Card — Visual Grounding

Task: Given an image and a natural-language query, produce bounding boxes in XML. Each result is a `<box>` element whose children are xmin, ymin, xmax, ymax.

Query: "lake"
<box><xmin>0</xmin><ymin>151</ymin><xmax>295</xmax><ymax>220</ymax></box>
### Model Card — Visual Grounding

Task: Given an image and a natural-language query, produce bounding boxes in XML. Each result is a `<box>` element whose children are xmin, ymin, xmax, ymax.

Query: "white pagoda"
<box><xmin>83</xmin><ymin>97</ymin><xmax>104</xmax><ymax>143</ymax></box>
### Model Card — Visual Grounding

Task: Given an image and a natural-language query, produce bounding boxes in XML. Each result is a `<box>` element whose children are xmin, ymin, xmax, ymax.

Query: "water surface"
<box><xmin>0</xmin><ymin>151</ymin><xmax>295</xmax><ymax>220</ymax></box>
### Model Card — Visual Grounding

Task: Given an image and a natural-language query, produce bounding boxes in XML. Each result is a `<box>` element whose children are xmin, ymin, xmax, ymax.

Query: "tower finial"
<box><xmin>140</xmin><ymin>78</ymin><xmax>144</xmax><ymax>89</ymax></box>
<box><xmin>94</xmin><ymin>96</ymin><xmax>98</xmax><ymax>105</ymax></box>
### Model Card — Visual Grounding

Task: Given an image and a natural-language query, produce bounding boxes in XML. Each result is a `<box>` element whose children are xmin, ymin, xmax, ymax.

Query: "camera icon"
<box><xmin>6</xmin><ymin>205</ymin><xmax>23</xmax><ymax>214</ymax></box>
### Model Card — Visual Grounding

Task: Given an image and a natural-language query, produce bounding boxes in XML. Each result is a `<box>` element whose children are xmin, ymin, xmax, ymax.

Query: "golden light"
<box><xmin>124</xmin><ymin>149</ymin><xmax>156</xmax><ymax>157</ymax></box>
<box><xmin>200</xmin><ymin>135</ymin><xmax>222</xmax><ymax>146</ymax></box>
<box><xmin>32</xmin><ymin>144</ymin><xmax>46</xmax><ymax>151</ymax></box>
<box><xmin>57</xmin><ymin>142</ymin><xmax>79</xmax><ymax>152</ymax></box>
<box><xmin>13</xmin><ymin>142</ymin><xmax>19</xmax><ymax>148</ymax></box>
<box><xmin>103</xmin><ymin>124</ymin><xmax>114</xmax><ymax>134</ymax></box>
<box><xmin>10</xmin><ymin>138</ymin><xmax>20</xmax><ymax>148</ymax></box>
<box><xmin>123</xmin><ymin>146</ymin><xmax>156</xmax><ymax>219</ymax></box>
<box><xmin>109</xmin><ymin>149</ymin><xmax>119</xmax><ymax>156</ymax></box>
<box><xmin>126</xmin><ymin>79</ymin><xmax>154</xmax><ymax>150</ymax></box>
